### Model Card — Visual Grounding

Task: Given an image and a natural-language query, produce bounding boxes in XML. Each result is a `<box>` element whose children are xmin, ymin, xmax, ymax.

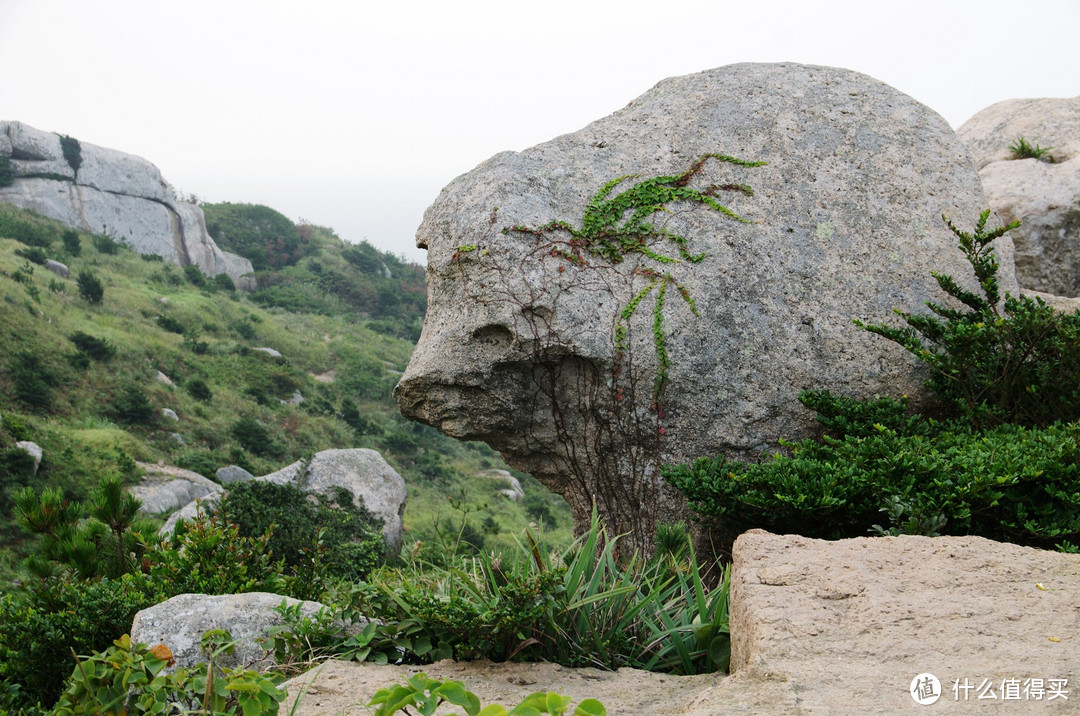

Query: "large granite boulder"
<box><xmin>958</xmin><ymin>97</ymin><xmax>1080</xmax><ymax>296</ymax></box>
<box><xmin>396</xmin><ymin>62</ymin><xmax>1014</xmax><ymax>548</ymax></box>
<box><xmin>259</xmin><ymin>449</ymin><xmax>407</xmax><ymax>554</ymax></box>
<box><xmin>129</xmin><ymin>462</ymin><xmax>223</xmax><ymax>516</ymax></box>
<box><xmin>0</xmin><ymin>121</ymin><xmax>255</xmax><ymax>287</ymax></box>
<box><xmin>130</xmin><ymin>592</ymin><xmax>330</xmax><ymax>672</ymax></box>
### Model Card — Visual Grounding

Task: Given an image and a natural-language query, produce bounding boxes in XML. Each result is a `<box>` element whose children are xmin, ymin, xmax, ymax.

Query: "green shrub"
<box><xmin>110</xmin><ymin>384</ymin><xmax>154</xmax><ymax>426</ymax></box>
<box><xmin>76</xmin><ymin>269</ymin><xmax>104</xmax><ymax>304</ymax></box>
<box><xmin>9</xmin><ymin>349</ymin><xmax>59</xmax><ymax>410</ymax></box>
<box><xmin>0</xmin><ymin>575</ymin><xmax>153</xmax><ymax>711</ymax></box>
<box><xmin>50</xmin><ymin>631</ymin><xmax>287</xmax><ymax>715</ymax></box>
<box><xmin>58</xmin><ymin>135</ymin><xmax>82</xmax><ymax>173</ymax></box>
<box><xmin>185</xmin><ymin>377</ymin><xmax>213</xmax><ymax>402</ymax></box>
<box><xmin>183</xmin><ymin>263</ymin><xmax>208</xmax><ymax>288</ymax></box>
<box><xmin>230</xmin><ymin>416</ymin><xmax>276</xmax><ymax>456</ymax></box>
<box><xmin>203</xmin><ymin>202</ymin><xmax>307</xmax><ymax>271</ymax></box>
<box><xmin>174</xmin><ymin>449</ymin><xmax>219</xmax><ymax>478</ymax></box>
<box><xmin>61</xmin><ymin>230</ymin><xmax>81</xmax><ymax>256</ymax></box>
<box><xmin>221</xmin><ymin>479</ymin><xmax>385</xmax><ymax>587</ymax></box>
<box><xmin>148</xmin><ymin>507</ymin><xmax>285</xmax><ymax>597</ymax></box>
<box><xmin>664</xmin><ymin>391</ymin><xmax>1080</xmax><ymax>548</ymax></box>
<box><xmin>856</xmin><ymin>211</ymin><xmax>1080</xmax><ymax>429</ymax></box>
<box><xmin>68</xmin><ymin>332</ymin><xmax>115</xmax><ymax>362</ymax></box>
<box><xmin>0</xmin><ymin>213</ymin><xmax>52</xmax><ymax>247</ymax></box>
<box><xmin>155</xmin><ymin>314</ymin><xmax>186</xmax><ymax>334</ymax></box>
<box><xmin>91</xmin><ymin>234</ymin><xmax>119</xmax><ymax>255</ymax></box>
<box><xmin>213</xmin><ymin>272</ymin><xmax>236</xmax><ymax>292</ymax></box>
<box><xmin>367</xmin><ymin>673</ymin><xmax>606</xmax><ymax>716</ymax></box>
<box><xmin>14</xmin><ymin>246</ymin><xmax>47</xmax><ymax>265</ymax></box>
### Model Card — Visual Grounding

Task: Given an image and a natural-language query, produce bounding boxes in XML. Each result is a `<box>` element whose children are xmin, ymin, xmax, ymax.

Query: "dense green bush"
<box><xmin>665</xmin><ymin>390</ymin><xmax>1080</xmax><ymax>548</ymax></box>
<box><xmin>230</xmin><ymin>416</ymin><xmax>276</xmax><ymax>456</ymax></box>
<box><xmin>221</xmin><ymin>479</ymin><xmax>385</xmax><ymax>585</ymax></box>
<box><xmin>149</xmin><ymin>507</ymin><xmax>286</xmax><ymax>598</ymax></box>
<box><xmin>110</xmin><ymin>384</ymin><xmax>155</xmax><ymax>426</ymax></box>
<box><xmin>185</xmin><ymin>377</ymin><xmax>213</xmax><ymax>402</ymax></box>
<box><xmin>213</xmin><ymin>272</ymin><xmax>237</xmax><ymax>292</ymax></box>
<box><xmin>61</xmin><ymin>229</ymin><xmax>81</xmax><ymax>256</ymax></box>
<box><xmin>68</xmin><ymin>332</ymin><xmax>115</xmax><ymax>362</ymax></box>
<box><xmin>667</xmin><ymin>212</ymin><xmax>1080</xmax><ymax>553</ymax></box>
<box><xmin>173</xmin><ymin>449</ymin><xmax>220</xmax><ymax>478</ymax></box>
<box><xmin>14</xmin><ymin>246</ymin><xmax>47</xmax><ymax>265</ymax></box>
<box><xmin>155</xmin><ymin>314</ymin><xmax>186</xmax><ymax>334</ymax></box>
<box><xmin>0</xmin><ymin>575</ymin><xmax>153</xmax><ymax>710</ymax></box>
<box><xmin>91</xmin><ymin>234</ymin><xmax>119</xmax><ymax>255</ymax></box>
<box><xmin>8</xmin><ymin>349</ymin><xmax>59</xmax><ymax>410</ymax></box>
<box><xmin>183</xmin><ymin>263</ymin><xmax>208</xmax><ymax>288</ymax></box>
<box><xmin>76</xmin><ymin>269</ymin><xmax>104</xmax><ymax>304</ymax></box>
<box><xmin>58</xmin><ymin>135</ymin><xmax>81</xmax><ymax>173</ymax></box>
<box><xmin>857</xmin><ymin>212</ymin><xmax>1080</xmax><ymax>429</ymax></box>
<box><xmin>203</xmin><ymin>203</ymin><xmax>307</xmax><ymax>271</ymax></box>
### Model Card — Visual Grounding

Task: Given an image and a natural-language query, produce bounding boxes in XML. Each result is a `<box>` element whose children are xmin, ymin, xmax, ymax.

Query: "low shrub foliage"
<box><xmin>265</xmin><ymin>513</ymin><xmax>730</xmax><ymax>677</ymax></box>
<box><xmin>367</xmin><ymin>673</ymin><xmax>606</xmax><ymax>716</ymax></box>
<box><xmin>667</xmin><ymin>212</ymin><xmax>1080</xmax><ymax>552</ymax></box>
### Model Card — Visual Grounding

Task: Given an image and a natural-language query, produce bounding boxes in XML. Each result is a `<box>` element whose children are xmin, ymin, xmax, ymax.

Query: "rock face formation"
<box><xmin>396</xmin><ymin>62</ymin><xmax>1015</xmax><ymax>547</ymax></box>
<box><xmin>958</xmin><ymin>97</ymin><xmax>1080</xmax><ymax>297</ymax></box>
<box><xmin>0</xmin><ymin>121</ymin><xmax>254</xmax><ymax>287</ymax></box>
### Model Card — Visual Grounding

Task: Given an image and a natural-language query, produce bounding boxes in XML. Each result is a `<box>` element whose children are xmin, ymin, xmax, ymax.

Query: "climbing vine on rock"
<box><xmin>502</xmin><ymin>153</ymin><xmax>766</xmax><ymax>403</ymax></box>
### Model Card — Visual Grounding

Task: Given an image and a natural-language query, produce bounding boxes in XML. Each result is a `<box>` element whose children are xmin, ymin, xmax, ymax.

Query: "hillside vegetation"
<box><xmin>0</xmin><ymin>203</ymin><xmax>572</xmax><ymax>580</ymax></box>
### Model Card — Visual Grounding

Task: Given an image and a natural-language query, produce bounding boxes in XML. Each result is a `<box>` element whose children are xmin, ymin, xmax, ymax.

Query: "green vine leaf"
<box><xmin>504</xmin><ymin>153</ymin><xmax>765</xmax><ymax>405</ymax></box>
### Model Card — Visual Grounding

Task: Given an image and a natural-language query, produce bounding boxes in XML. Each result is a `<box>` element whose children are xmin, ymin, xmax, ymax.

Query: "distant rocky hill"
<box><xmin>0</xmin><ymin>121</ymin><xmax>254</xmax><ymax>286</ymax></box>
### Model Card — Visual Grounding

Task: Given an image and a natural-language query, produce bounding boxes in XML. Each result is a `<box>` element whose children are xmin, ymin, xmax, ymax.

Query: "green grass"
<box><xmin>0</xmin><ymin>205</ymin><xmax>572</xmax><ymax>585</ymax></box>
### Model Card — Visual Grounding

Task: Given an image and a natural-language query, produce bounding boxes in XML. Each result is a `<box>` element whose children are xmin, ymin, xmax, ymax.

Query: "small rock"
<box><xmin>253</xmin><ymin>347</ymin><xmax>282</xmax><ymax>359</ymax></box>
<box><xmin>15</xmin><ymin>441</ymin><xmax>42</xmax><ymax>474</ymax></box>
<box><xmin>130</xmin><ymin>593</ymin><xmax>340</xmax><ymax>673</ymax></box>
<box><xmin>170</xmin><ymin>432</ymin><xmax>185</xmax><ymax>446</ymax></box>
<box><xmin>216</xmin><ymin>465</ymin><xmax>254</xmax><ymax>484</ymax></box>
<box><xmin>280</xmin><ymin>390</ymin><xmax>304</xmax><ymax>406</ymax></box>
<box><xmin>155</xmin><ymin>371</ymin><xmax>174</xmax><ymax>387</ymax></box>
<box><xmin>478</xmin><ymin>469</ymin><xmax>525</xmax><ymax>501</ymax></box>
<box><xmin>43</xmin><ymin>259</ymin><xmax>69</xmax><ymax>278</ymax></box>
<box><xmin>162</xmin><ymin>408</ymin><xmax>179</xmax><ymax>421</ymax></box>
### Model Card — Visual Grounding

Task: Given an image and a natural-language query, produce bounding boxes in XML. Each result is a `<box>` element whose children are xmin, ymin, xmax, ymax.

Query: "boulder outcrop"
<box><xmin>130</xmin><ymin>592</ymin><xmax>330</xmax><ymax>673</ymax></box>
<box><xmin>156</xmin><ymin>449</ymin><xmax>406</xmax><ymax>556</ymax></box>
<box><xmin>396</xmin><ymin>62</ymin><xmax>1013</xmax><ymax>547</ymax></box>
<box><xmin>130</xmin><ymin>462</ymin><xmax>223</xmax><ymax>516</ymax></box>
<box><xmin>0</xmin><ymin>121</ymin><xmax>255</xmax><ymax>287</ymax></box>
<box><xmin>958</xmin><ymin>97</ymin><xmax>1080</xmax><ymax>297</ymax></box>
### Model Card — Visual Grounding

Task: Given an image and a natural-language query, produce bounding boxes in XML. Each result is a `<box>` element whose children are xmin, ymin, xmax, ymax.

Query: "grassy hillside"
<box><xmin>0</xmin><ymin>204</ymin><xmax>571</xmax><ymax>583</ymax></box>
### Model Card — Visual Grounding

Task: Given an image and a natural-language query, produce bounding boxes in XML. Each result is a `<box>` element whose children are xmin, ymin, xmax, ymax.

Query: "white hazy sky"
<box><xmin>1</xmin><ymin>0</ymin><xmax>1077</xmax><ymax>263</ymax></box>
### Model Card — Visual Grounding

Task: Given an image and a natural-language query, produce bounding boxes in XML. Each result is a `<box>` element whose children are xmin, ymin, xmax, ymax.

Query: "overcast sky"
<box><xmin>1</xmin><ymin>0</ymin><xmax>1077</xmax><ymax>264</ymax></box>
